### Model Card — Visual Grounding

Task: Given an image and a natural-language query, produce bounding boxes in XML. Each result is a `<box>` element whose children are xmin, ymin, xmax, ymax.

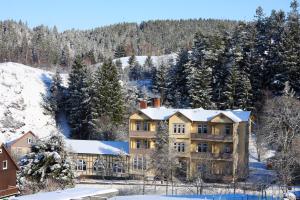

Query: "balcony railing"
<box><xmin>130</xmin><ymin>148</ymin><xmax>154</xmax><ymax>154</ymax></box>
<box><xmin>129</xmin><ymin>130</ymin><xmax>156</xmax><ymax>138</ymax></box>
<box><xmin>191</xmin><ymin>152</ymin><xmax>233</xmax><ymax>160</ymax></box>
<box><xmin>191</xmin><ymin>133</ymin><xmax>233</xmax><ymax>142</ymax></box>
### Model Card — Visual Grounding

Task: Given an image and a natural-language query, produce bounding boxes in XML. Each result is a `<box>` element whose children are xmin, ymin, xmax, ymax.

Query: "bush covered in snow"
<box><xmin>17</xmin><ymin>134</ymin><xmax>75</xmax><ymax>194</ymax></box>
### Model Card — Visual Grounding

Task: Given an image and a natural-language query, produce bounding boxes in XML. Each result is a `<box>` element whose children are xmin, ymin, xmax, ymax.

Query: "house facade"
<box><xmin>0</xmin><ymin>143</ymin><xmax>19</xmax><ymax>198</ymax></box>
<box><xmin>5</xmin><ymin>131</ymin><xmax>37</xmax><ymax>161</ymax></box>
<box><xmin>129</xmin><ymin>99</ymin><xmax>251</xmax><ymax>182</ymax></box>
<box><xmin>65</xmin><ymin>139</ymin><xmax>130</xmax><ymax>178</ymax></box>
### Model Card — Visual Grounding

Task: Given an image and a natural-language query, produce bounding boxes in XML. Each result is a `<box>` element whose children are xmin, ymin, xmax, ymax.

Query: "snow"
<box><xmin>65</xmin><ymin>139</ymin><xmax>129</xmax><ymax>155</ymax></box>
<box><xmin>0</xmin><ymin>62</ymin><xmax>69</xmax><ymax>143</ymax></box>
<box><xmin>139</xmin><ymin>107</ymin><xmax>251</xmax><ymax>122</ymax></box>
<box><xmin>113</xmin><ymin>54</ymin><xmax>177</xmax><ymax>70</ymax></box>
<box><xmin>109</xmin><ymin>194</ymin><xmax>279</xmax><ymax>200</ymax></box>
<box><xmin>11</xmin><ymin>187</ymin><xmax>118</xmax><ymax>200</ymax></box>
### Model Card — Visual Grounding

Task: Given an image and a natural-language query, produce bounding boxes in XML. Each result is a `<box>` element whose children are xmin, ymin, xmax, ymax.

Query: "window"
<box><xmin>133</xmin><ymin>156</ymin><xmax>147</xmax><ymax>171</ymax></box>
<box><xmin>203</xmin><ymin>125</ymin><xmax>208</xmax><ymax>134</ymax></box>
<box><xmin>3</xmin><ymin>160</ymin><xmax>8</xmax><ymax>170</ymax></box>
<box><xmin>0</xmin><ymin>149</ymin><xmax>2</xmax><ymax>154</ymax></box>
<box><xmin>198</xmin><ymin>124</ymin><xmax>208</xmax><ymax>134</ymax></box>
<box><xmin>113</xmin><ymin>163</ymin><xmax>125</xmax><ymax>173</ymax></box>
<box><xmin>136</xmin><ymin>121</ymin><xmax>141</xmax><ymax>131</ymax></box>
<box><xmin>197</xmin><ymin>143</ymin><xmax>208</xmax><ymax>152</ymax></box>
<box><xmin>174</xmin><ymin>142</ymin><xmax>185</xmax><ymax>152</ymax></box>
<box><xmin>225</xmin><ymin>125</ymin><xmax>231</xmax><ymax>135</ymax></box>
<box><xmin>144</xmin><ymin>140</ymin><xmax>150</xmax><ymax>149</ymax></box>
<box><xmin>224</xmin><ymin>144</ymin><xmax>231</xmax><ymax>153</ymax></box>
<box><xmin>76</xmin><ymin>159</ymin><xmax>86</xmax><ymax>171</ymax></box>
<box><xmin>173</xmin><ymin>124</ymin><xmax>185</xmax><ymax>134</ymax></box>
<box><xmin>27</xmin><ymin>138</ymin><xmax>32</xmax><ymax>144</ymax></box>
<box><xmin>143</xmin><ymin>122</ymin><xmax>150</xmax><ymax>131</ymax></box>
<box><xmin>93</xmin><ymin>159</ymin><xmax>106</xmax><ymax>172</ymax></box>
<box><xmin>136</xmin><ymin>140</ymin><xmax>141</xmax><ymax>149</ymax></box>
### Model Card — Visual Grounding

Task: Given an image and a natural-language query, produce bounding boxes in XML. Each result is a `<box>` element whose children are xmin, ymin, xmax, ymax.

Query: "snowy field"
<box><xmin>109</xmin><ymin>194</ymin><xmax>280</xmax><ymax>200</ymax></box>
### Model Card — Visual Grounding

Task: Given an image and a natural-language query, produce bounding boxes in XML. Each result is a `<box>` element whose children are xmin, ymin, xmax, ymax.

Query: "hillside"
<box><xmin>0</xmin><ymin>62</ymin><xmax>66</xmax><ymax>143</ymax></box>
<box><xmin>0</xmin><ymin>19</ymin><xmax>237</xmax><ymax>68</ymax></box>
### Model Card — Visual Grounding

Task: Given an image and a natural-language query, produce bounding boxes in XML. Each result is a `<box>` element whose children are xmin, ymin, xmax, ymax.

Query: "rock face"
<box><xmin>0</xmin><ymin>62</ymin><xmax>59</xmax><ymax>142</ymax></box>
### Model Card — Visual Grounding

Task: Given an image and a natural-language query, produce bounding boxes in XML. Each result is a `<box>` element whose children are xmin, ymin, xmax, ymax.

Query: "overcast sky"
<box><xmin>1</xmin><ymin>0</ymin><xmax>292</xmax><ymax>31</ymax></box>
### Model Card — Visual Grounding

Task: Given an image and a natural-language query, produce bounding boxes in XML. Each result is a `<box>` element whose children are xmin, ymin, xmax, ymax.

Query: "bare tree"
<box><xmin>260</xmin><ymin>82</ymin><xmax>300</xmax><ymax>191</ymax></box>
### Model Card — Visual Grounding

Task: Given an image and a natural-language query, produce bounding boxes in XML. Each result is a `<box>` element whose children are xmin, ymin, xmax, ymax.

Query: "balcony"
<box><xmin>191</xmin><ymin>152</ymin><xmax>233</xmax><ymax>161</ymax></box>
<box><xmin>129</xmin><ymin>130</ymin><xmax>156</xmax><ymax>138</ymax></box>
<box><xmin>191</xmin><ymin>133</ymin><xmax>233</xmax><ymax>142</ymax></box>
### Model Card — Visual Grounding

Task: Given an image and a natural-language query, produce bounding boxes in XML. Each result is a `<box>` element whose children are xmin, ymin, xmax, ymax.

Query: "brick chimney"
<box><xmin>139</xmin><ymin>100</ymin><xmax>147</xmax><ymax>109</ymax></box>
<box><xmin>153</xmin><ymin>98</ymin><xmax>161</xmax><ymax>108</ymax></box>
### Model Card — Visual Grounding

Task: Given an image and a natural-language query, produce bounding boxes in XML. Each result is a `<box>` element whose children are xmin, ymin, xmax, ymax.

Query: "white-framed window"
<box><xmin>76</xmin><ymin>159</ymin><xmax>86</xmax><ymax>171</ymax></box>
<box><xmin>174</xmin><ymin>142</ymin><xmax>185</xmax><ymax>152</ymax></box>
<box><xmin>198</xmin><ymin>124</ymin><xmax>208</xmax><ymax>134</ymax></box>
<box><xmin>173</xmin><ymin>124</ymin><xmax>185</xmax><ymax>134</ymax></box>
<box><xmin>3</xmin><ymin>160</ymin><xmax>8</xmax><ymax>170</ymax></box>
<box><xmin>27</xmin><ymin>137</ymin><xmax>32</xmax><ymax>144</ymax></box>
<box><xmin>132</xmin><ymin>156</ymin><xmax>147</xmax><ymax>171</ymax></box>
<box><xmin>197</xmin><ymin>143</ymin><xmax>208</xmax><ymax>152</ymax></box>
<box><xmin>113</xmin><ymin>163</ymin><xmax>125</xmax><ymax>173</ymax></box>
<box><xmin>93</xmin><ymin>158</ymin><xmax>106</xmax><ymax>172</ymax></box>
<box><xmin>225</xmin><ymin>125</ymin><xmax>231</xmax><ymax>135</ymax></box>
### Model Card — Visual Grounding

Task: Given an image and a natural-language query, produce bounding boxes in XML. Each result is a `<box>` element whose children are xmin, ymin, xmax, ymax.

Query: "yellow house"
<box><xmin>65</xmin><ymin>139</ymin><xmax>130</xmax><ymax>178</ymax></box>
<box><xmin>129</xmin><ymin>100</ymin><xmax>251</xmax><ymax>182</ymax></box>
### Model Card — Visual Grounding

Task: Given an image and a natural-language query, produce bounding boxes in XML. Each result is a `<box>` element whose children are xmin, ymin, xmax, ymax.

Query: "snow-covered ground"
<box><xmin>109</xmin><ymin>194</ymin><xmax>279</xmax><ymax>200</ymax></box>
<box><xmin>11</xmin><ymin>187</ymin><xmax>118</xmax><ymax>200</ymax></box>
<box><xmin>0</xmin><ymin>62</ymin><xmax>68</xmax><ymax>143</ymax></box>
<box><xmin>113</xmin><ymin>53</ymin><xmax>177</xmax><ymax>69</ymax></box>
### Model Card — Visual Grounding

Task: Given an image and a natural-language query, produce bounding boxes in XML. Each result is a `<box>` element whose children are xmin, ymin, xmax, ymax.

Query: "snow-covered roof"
<box><xmin>12</xmin><ymin>187</ymin><xmax>118</xmax><ymax>200</ymax></box>
<box><xmin>139</xmin><ymin>107</ymin><xmax>251</xmax><ymax>122</ymax></box>
<box><xmin>65</xmin><ymin>139</ymin><xmax>129</xmax><ymax>155</ymax></box>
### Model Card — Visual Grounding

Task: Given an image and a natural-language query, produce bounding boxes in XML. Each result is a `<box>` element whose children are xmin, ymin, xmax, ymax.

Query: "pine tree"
<box><xmin>284</xmin><ymin>0</ymin><xmax>300</xmax><ymax>94</ymax></box>
<box><xmin>152</xmin><ymin>61</ymin><xmax>168</xmax><ymax>103</ymax></box>
<box><xmin>143</xmin><ymin>55</ymin><xmax>154</xmax><ymax>79</ymax></box>
<box><xmin>114</xmin><ymin>44</ymin><xmax>126</xmax><ymax>59</ymax></box>
<box><xmin>43</xmin><ymin>70</ymin><xmax>64</xmax><ymax>121</ymax></box>
<box><xmin>167</xmin><ymin>48</ymin><xmax>189</xmax><ymax>107</ymax></box>
<box><xmin>128</xmin><ymin>54</ymin><xmax>142</xmax><ymax>81</ymax></box>
<box><xmin>93</xmin><ymin>59</ymin><xmax>125</xmax><ymax>139</ymax></box>
<box><xmin>66</xmin><ymin>57</ymin><xmax>94</xmax><ymax>139</ymax></box>
<box><xmin>186</xmin><ymin>32</ymin><xmax>213</xmax><ymax>109</ymax></box>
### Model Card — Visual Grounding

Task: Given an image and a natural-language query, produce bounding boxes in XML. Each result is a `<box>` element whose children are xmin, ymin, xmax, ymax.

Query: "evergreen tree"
<box><xmin>66</xmin><ymin>57</ymin><xmax>94</xmax><ymax>139</ymax></box>
<box><xmin>284</xmin><ymin>0</ymin><xmax>300</xmax><ymax>94</ymax></box>
<box><xmin>43</xmin><ymin>70</ymin><xmax>64</xmax><ymax>121</ymax></box>
<box><xmin>152</xmin><ymin>61</ymin><xmax>168</xmax><ymax>103</ymax></box>
<box><xmin>186</xmin><ymin>32</ymin><xmax>213</xmax><ymax>109</ymax></box>
<box><xmin>114</xmin><ymin>44</ymin><xmax>126</xmax><ymax>59</ymax></box>
<box><xmin>143</xmin><ymin>55</ymin><xmax>154</xmax><ymax>79</ymax></box>
<box><xmin>167</xmin><ymin>48</ymin><xmax>189</xmax><ymax>107</ymax></box>
<box><xmin>128</xmin><ymin>54</ymin><xmax>142</xmax><ymax>80</ymax></box>
<box><xmin>93</xmin><ymin>59</ymin><xmax>125</xmax><ymax>139</ymax></box>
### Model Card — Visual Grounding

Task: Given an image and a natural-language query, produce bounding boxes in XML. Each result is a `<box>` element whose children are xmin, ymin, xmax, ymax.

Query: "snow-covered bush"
<box><xmin>17</xmin><ymin>134</ymin><xmax>75</xmax><ymax>194</ymax></box>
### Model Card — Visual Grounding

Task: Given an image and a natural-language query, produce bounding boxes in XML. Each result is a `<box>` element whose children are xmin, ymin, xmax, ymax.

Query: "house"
<box><xmin>5</xmin><ymin>131</ymin><xmax>37</xmax><ymax>161</ymax></box>
<box><xmin>65</xmin><ymin>139</ymin><xmax>130</xmax><ymax>178</ymax></box>
<box><xmin>0</xmin><ymin>143</ymin><xmax>19</xmax><ymax>198</ymax></box>
<box><xmin>129</xmin><ymin>98</ymin><xmax>251</xmax><ymax>182</ymax></box>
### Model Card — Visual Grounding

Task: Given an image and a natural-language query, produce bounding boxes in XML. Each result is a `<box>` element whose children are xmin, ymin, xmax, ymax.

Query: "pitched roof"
<box><xmin>139</xmin><ymin>107</ymin><xmax>251</xmax><ymax>122</ymax></box>
<box><xmin>5</xmin><ymin>131</ymin><xmax>37</xmax><ymax>147</ymax></box>
<box><xmin>65</xmin><ymin>139</ymin><xmax>129</xmax><ymax>155</ymax></box>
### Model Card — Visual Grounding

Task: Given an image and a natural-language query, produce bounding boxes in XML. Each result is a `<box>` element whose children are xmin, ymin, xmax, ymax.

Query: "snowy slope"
<box><xmin>0</xmin><ymin>62</ymin><xmax>64</xmax><ymax>143</ymax></box>
<box><xmin>113</xmin><ymin>53</ymin><xmax>177</xmax><ymax>69</ymax></box>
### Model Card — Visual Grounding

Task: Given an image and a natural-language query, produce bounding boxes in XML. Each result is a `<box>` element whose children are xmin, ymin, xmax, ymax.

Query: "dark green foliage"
<box><xmin>66</xmin><ymin>57</ymin><xmax>94</xmax><ymax>139</ymax></box>
<box><xmin>152</xmin><ymin>61</ymin><xmax>169</xmax><ymax>104</ymax></box>
<box><xmin>114</xmin><ymin>44</ymin><xmax>126</xmax><ymax>59</ymax></box>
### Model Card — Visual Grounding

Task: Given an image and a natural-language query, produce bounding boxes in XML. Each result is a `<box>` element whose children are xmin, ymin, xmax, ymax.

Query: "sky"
<box><xmin>1</xmin><ymin>0</ymin><xmax>292</xmax><ymax>31</ymax></box>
